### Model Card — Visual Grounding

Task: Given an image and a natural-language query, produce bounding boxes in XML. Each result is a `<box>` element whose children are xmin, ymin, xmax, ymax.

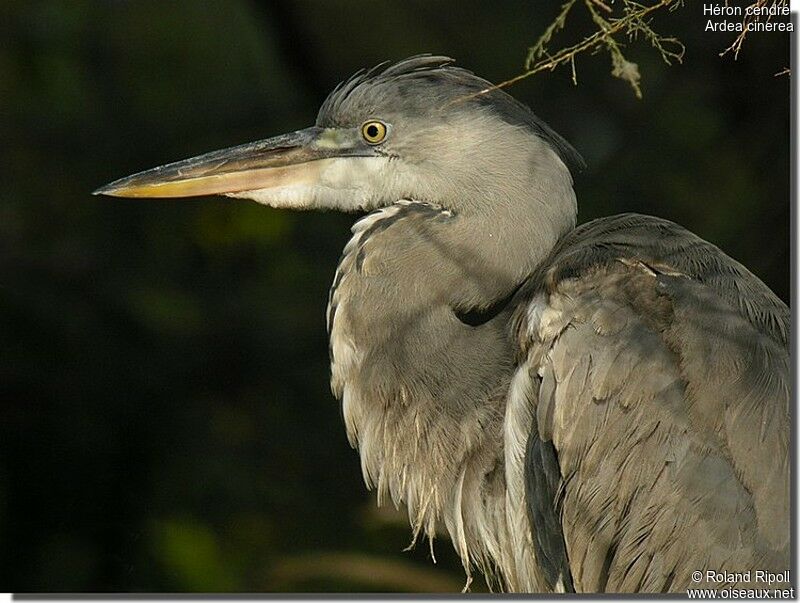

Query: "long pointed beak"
<box><xmin>93</xmin><ymin>127</ymin><xmax>365</xmax><ymax>199</ymax></box>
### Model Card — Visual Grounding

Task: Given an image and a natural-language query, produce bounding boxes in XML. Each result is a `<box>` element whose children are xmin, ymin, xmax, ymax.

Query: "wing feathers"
<box><xmin>517</xmin><ymin>215</ymin><xmax>789</xmax><ymax>593</ymax></box>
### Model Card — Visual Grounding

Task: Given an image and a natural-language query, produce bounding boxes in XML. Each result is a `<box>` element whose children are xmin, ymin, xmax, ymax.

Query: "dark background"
<box><xmin>1</xmin><ymin>0</ymin><xmax>789</xmax><ymax>592</ymax></box>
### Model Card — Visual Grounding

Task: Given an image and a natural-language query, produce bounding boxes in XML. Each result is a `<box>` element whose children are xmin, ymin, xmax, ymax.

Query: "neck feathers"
<box><xmin>326</xmin><ymin>127</ymin><xmax>577</xmax><ymax>588</ymax></box>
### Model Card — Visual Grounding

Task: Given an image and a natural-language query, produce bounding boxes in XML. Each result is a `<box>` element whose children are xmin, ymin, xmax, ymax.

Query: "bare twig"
<box><xmin>473</xmin><ymin>0</ymin><xmax>787</xmax><ymax>102</ymax></box>
<box><xmin>498</xmin><ymin>0</ymin><xmax>684</xmax><ymax>99</ymax></box>
<box><xmin>719</xmin><ymin>0</ymin><xmax>790</xmax><ymax>60</ymax></box>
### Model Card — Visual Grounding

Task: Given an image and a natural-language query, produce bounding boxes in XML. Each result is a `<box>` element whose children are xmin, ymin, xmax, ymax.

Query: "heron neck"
<box><xmin>327</xmin><ymin>144</ymin><xmax>577</xmax><ymax>585</ymax></box>
<box><xmin>440</xmin><ymin>146</ymin><xmax>578</xmax><ymax>299</ymax></box>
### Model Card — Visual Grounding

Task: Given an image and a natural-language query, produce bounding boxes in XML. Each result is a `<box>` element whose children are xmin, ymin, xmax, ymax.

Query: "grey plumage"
<box><xmin>525</xmin><ymin>413</ymin><xmax>574</xmax><ymax>591</ymax></box>
<box><xmin>95</xmin><ymin>55</ymin><xmax>790</xmax><ymax>593</ymax></box>
<box><xmin>317</xmin><ymin>55</ymin><xmax>585</xmax><ymax>173</ymax></box>
<box><xmin>515</xmin><ymin>214</ymin><xmax>788</xmax><ymax>591</ymax></box>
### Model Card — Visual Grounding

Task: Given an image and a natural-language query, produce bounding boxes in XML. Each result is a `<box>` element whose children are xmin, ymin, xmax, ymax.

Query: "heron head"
<box><xmin>95</xmin><ymin>55</ymin><xmax>582</xmax><ymax>213</ymax></box>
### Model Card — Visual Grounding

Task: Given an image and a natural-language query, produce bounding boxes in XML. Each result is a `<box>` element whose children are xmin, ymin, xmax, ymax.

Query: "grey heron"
<box><xmin>94</xmin><ymin>55</ymin><xmax>790</xmax><ymax>593</ymax></box>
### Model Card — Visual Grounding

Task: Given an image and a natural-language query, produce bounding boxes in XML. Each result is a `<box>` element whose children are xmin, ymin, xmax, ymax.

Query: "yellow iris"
<box><xmin>361</xmin><ymin>120</ymin><xmax>387</xmax><ymax>144</ymax></box>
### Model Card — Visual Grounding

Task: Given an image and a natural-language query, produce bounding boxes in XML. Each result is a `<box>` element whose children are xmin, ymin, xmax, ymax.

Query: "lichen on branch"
<box><xmin>495</xmin><ymin>0</ymin><xmax>685</xmax><ymax>98</ymax></box>
<box><xmin>498</xmin><ymin>0</ymin><xmax>790</xmax><ymax>98</ymax></box>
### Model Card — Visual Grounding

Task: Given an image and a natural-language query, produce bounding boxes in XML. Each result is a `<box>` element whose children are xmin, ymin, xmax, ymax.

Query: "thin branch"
<box><xmin>525</xmin><ymin>0</ymin><xmax>579</xmax><ymax>70</ymax></box>
<box><xmin>719</xmin><ymin>0</ymin><xmax>790</xmax><ymax>60</ymax></box>
<box><xmin>472</xmin><ymin>0</ymin><xmax>786</xmax><ymax>102</ymax></box>
<box><xmin>493</xmin><ymin>0</ymin><xmax>684</xmax><ymax>99</ymax></box>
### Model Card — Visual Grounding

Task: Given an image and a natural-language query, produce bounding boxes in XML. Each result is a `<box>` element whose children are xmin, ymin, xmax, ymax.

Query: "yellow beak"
<box><xmin>93</xmin><ymin>127</ymin><xmax>368</xmax><ymax>199</ymax></box>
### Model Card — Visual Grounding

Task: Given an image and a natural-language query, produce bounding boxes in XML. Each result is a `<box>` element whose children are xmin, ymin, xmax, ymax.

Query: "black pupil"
<box><xmin>366</xmin><ymin>124</ymin><xmax>380</xmax><ymax>139</ymax></box>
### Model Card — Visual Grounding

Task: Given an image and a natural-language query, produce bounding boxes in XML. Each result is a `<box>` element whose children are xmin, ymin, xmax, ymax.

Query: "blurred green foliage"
<box><xmin>0</xmin><ymin>0</ymin><xmax>789</xmax><ymax>592</ymax></box>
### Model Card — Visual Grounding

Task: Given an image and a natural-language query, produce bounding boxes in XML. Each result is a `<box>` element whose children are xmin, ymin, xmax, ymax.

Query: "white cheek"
<box><xmin>227</xmin><ymin>157</ymin><xmax>390</xmax><ymax>212</ymax></box>
<box><xmin>227</xmin><ymin>184</ymin><xmax>319</xmax><ymax>209</ymax></box>
<box><xmin>317</xmin><ymin>156</ymin><xmax>387</xmax><ymax>192</ymax></box>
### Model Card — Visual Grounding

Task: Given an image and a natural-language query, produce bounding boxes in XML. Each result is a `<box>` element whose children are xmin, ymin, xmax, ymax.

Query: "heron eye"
<box><xmin>361</xmin><ymin>120</ymin><xmax>387</xmax><ymax>144</ymax></box>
